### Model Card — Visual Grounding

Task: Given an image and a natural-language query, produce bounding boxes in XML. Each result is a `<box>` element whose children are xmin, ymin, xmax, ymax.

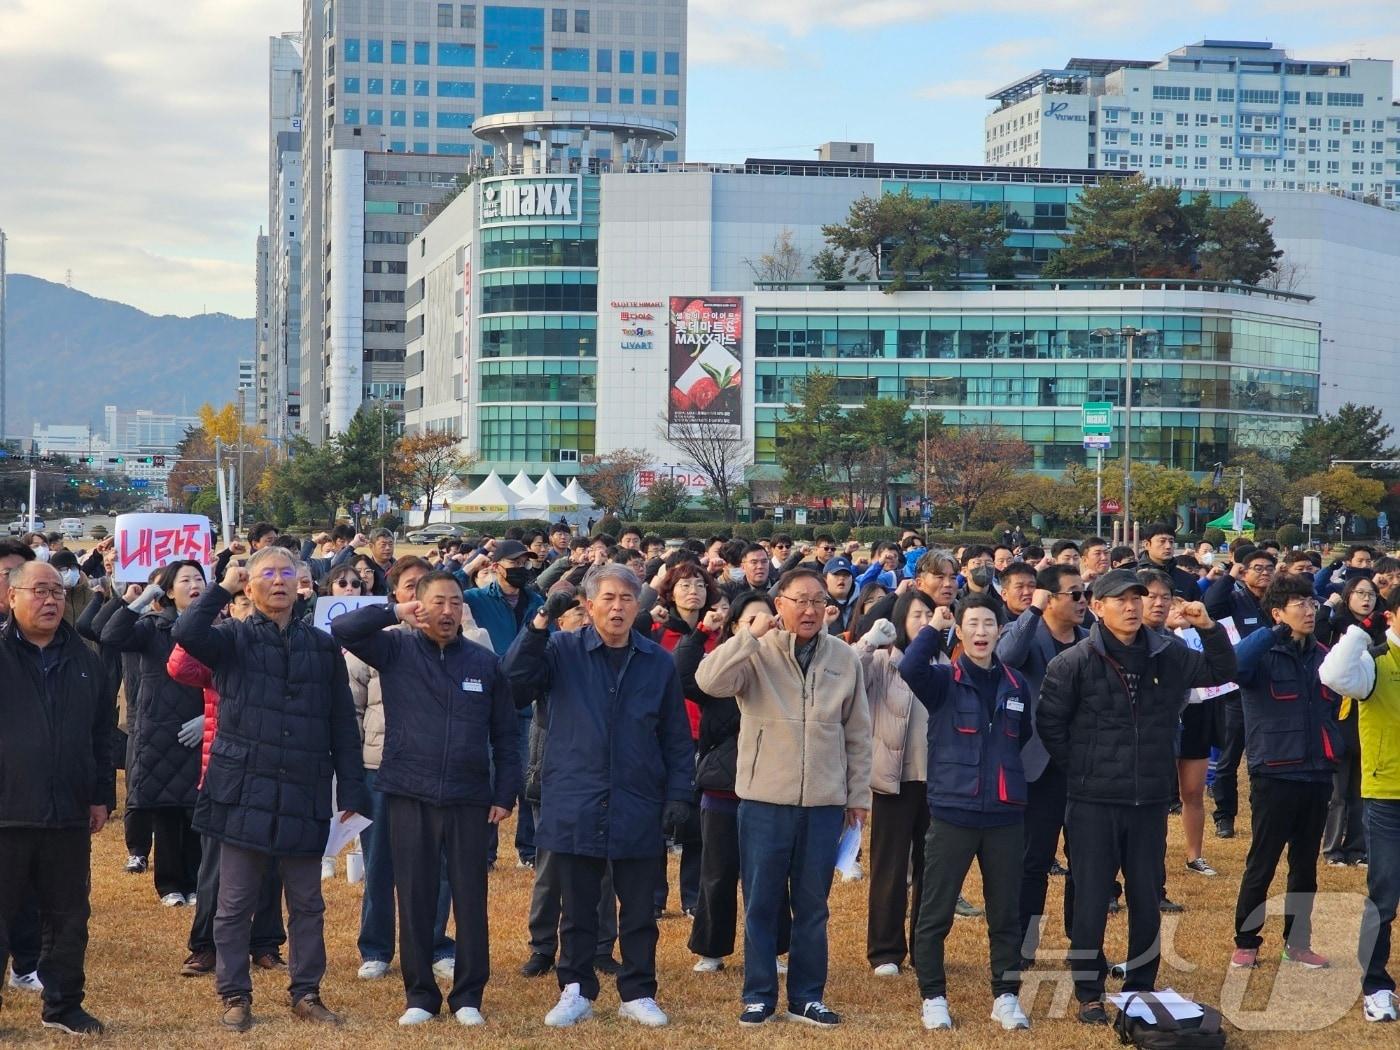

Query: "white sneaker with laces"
<box><xmin>357</xmin><ymin>960</ymin><xmax>390</xmax><ymax>980</ymax></box>
<box><xmin>619</xmin><ymin>997</ymin><xmax>669</xmax><ymax>1027</ymax></box>
<box><xmin>990</xmin><ymin>992</ymin><xmax>1030</xmax><ymax>1030</ymax></box>
<box><xmin>693</xmin><ymin>956</ymin><xmax>724</xmax><ymax>973</ymax></box>
<box><xmin>872</xmin><ymin>962</ymin><xmax>900</xmax><ymax>977</ymax></box>
<box><xmin>160</xmin><ymin>892</ymin><xmax>186</xmax><ymax>907</ymax></box>
<box><xmin>398</xmin><ymin>1007</ymin><xmax>434</xmax><ymax>1026</ymax></box>
<box><xmin>185</xmin><ymin>893</ymin><xmax>198</xmax><ymax>907</ymax></box>
<box><xmin>8</xmin><ymin>971</ymin><xmax>42</xmax><ymax>993</ymax></box>
<box><xmin>320</xmin><ymin>857</ymin><xmax>335</xmax><ymax>880</ymax></box>
<box><xmin>454</xmin><ymin>1007</ymin><xmax>485</xmax><ymax>1026</ymax></box>
<box><xmin>544</xmin><ymin>983</ymin><xmax>594</xmax><ymax>1027</ymax></box>
<box><xmin>1363</xmin><ymin>989</ymin><xmax>1398</xmax><ymax>1023</ymax></box>
<box><xmin>921</xmin><ymin>996</ymin><xmax>953</xmax><ymax>1030</ymax></box>
<box><xmin>432</xmin><ymin>958</ymin><xmax>455</xmax><ymax>981</ymax></box>
<box><xmin>839</xmin><ymin>862</ymin><xmax>864</xmax><ymax>883</ymax></box>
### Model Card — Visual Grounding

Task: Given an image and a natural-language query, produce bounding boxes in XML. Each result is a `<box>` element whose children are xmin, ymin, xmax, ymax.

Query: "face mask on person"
<box><xmin>969</xmin><ymin>565</ymin><xmax>996</xmax><ymax>589</ymax></box>
<box><xmin>33</xmin><ymin>545</ymin><xmax>50</xmax><ymax>562</ymax></box>
<box><xmin>729</xmin><ymin>567</ymin><xmax>745</xmax><ymax>582</ymax></box>
<box><xmin>1199</xmin><ymin>551</ymin><xmax>1214</xmax><ymax>566</ymax></box>
<box><xmin>501</xmin><ymin>566</ymin><xmax>530</xmax><ymax>589</ymax></box>
<box><xmin>60</xmin><ymin>568</ymin><xmax>79</xmax><ymax>588</ymax></box>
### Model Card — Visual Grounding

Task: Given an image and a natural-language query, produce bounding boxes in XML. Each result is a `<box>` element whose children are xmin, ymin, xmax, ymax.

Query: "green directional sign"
<box><xmin>1082</xmin><ymin>401</ymin><xmax>1113</xmax><ymax>436</ymax></box>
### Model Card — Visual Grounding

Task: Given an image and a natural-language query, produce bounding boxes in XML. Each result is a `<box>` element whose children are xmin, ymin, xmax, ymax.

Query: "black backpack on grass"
<box><xmin>1114</xmin><ymin>992</ymin><xmax>1227</xmax><ymax>1050</ymax></box>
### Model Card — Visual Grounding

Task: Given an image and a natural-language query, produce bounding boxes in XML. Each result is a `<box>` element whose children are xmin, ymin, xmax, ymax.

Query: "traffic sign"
<box><xmin>1101</xmin><ymin>498</ymin><xmax>1122</xmax><ymax>515</ymax></box>
<box><xmin>1082</xmin><ymin>401</ymin><xmax>1113</xmax><ymax>436</ymax></box>
<box><xmin>1082</xmin><ymin>434</ymin><xmax>1111</xmax><ymax>451</ymax></box>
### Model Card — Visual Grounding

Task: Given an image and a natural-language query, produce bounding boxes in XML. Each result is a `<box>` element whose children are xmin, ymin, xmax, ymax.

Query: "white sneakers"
<box><xmin>7</xmin><ymin>971</ymin><xmax>42</xmax><ymax>993</ymax></box>
<box><xmin>1364</xmin><ymin>989</ymin><xmax>1398</xmax><ymax>1023</ymax></box>
<box><xmin>320</xmin><ymin>857</ymin><xmax>336</xmax><ymax>880</ymax></box>
<box><xmin>990</xmin><ymin>993</ymin><xmax>1031</xmax><ymax>1030</ymax></box>
<box><xmin>692</xmin><ymin>956</ymin><xmax>724</xmax><ymax>973</ymax></box>
<box><xmin>619</xmin><ymin>997</ymin><xmax>669</xmax><ymax>1027</ymax></box>
<box><xmin>398</xmin><ymin>1008</ymin><xmax>434</xmax><ymax>1026</ymax></box>
<box><xmin>872</xmin><ymin>962</ymin><xmax>900</xmax><ymax>977</ymax></box>
<box><xmin>160</xmin><ymin>892</ymin><xmax>186</xmax><ymax>908</ymax></box>
<box><xmin>922</xmin><ymin>995</ymin><xmax>1030</xmax><ymax>1031</ymax></box>
<box><xmin>357</xmin><ymin>960</ymin><xmax>389</xmax><ymax>980</ymax></box>
<box><xmin>432</xmin><ymin>958</ymin><xmax>455</xmax><ymax>981</ymax></box>
<box><xmin>921</xmin><ymin>997</ymin><xmax>953</xmax><ymax>1030</ymax></box>
<box><xmin>455</xmin><ymin>1007</ymin><xmax>485</xmax><ymax>1026</ymax></box>
<box><xmin>544</xmin><ymin>984</ymin><xmax>594</xmax><ymax>1027</ymax></box>
<box><xmin>839</xmin><ymin>862</ymin><xmax>865</xmax><ymax>883</ymax></box>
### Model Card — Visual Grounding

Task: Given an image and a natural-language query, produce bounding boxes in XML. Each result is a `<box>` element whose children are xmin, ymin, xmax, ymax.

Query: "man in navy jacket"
<box><xmin>333</xmin><ymin>570</ymin><xmax>519</xmax><ymax>1028</ymax></box>
<box><xmin>504</xmin><ymin>565</ymin><xmax>694</xmax><ymax>1030</ymax></box>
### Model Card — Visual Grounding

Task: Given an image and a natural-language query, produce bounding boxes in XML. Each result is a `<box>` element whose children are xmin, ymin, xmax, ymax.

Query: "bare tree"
<box><xmin>922</xmin><ymin>425</ymin><xmax>1032</xmax><ymax>531</ymax></box>
<box><xmin>580</xmin><ymin>448</ymin><xmax>652</xmax><ymax>518</ymax></box>
<box><xmin>743</xmin><ymin>228</ymin><xmax>805</xmax><ymax>285</ymax></box>
<box><xmin>659</xmin><ymin>415</ymin><xmax>750</xmax><ymax>522</ymax></box>
<box><xmin>1259</xmin><ymin>258</ymin><xmax>1309</xmax><ymax>293</ymax></box>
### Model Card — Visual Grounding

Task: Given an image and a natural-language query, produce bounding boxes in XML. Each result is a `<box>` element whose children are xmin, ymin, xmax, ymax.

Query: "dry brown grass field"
<box><xmin>0</xmin><ymin>786</ymin><xmax>1384</xmax><ymax>1048</ymax></box>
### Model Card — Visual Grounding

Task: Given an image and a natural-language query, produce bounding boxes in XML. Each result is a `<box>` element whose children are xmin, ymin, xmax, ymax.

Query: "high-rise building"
<box><xmin>296</xmin><ymin>0</ymin><xmax>688</xmax><ymax>442</ymax></box>
<box><xmin>238</xmin><ymin>360</ymin><xmax>257</xmax><ymax>425</ymax></box>
<box><xmin>985</xmin><ymin>40</ymin><xmax>1399</xmax><ymax>204</ymax></box>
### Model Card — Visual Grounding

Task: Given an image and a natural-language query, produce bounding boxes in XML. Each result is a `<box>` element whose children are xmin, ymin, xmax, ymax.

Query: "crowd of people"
<box><xmin>0</xmin><ymin>519</ymin><xmax>1396</xmax><ymax>1036</ymax></box>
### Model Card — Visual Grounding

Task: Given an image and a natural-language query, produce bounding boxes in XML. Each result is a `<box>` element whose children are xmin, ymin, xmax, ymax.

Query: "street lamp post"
<box><xmin>909</xmin><ymin>376</ymin><xmax>954</xmax><ymax>529</ymax></box>
<box><xmin>1094</xmin><ymin>326</ymin><xmax>1157</xmax><ymax>538</ymax></box>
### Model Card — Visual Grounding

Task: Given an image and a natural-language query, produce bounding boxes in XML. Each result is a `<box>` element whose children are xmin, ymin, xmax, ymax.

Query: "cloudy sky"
<box><xmin>0</xmin><ymin>0</ymin><xmax>1395</xmax><ymax>318</ymax></box>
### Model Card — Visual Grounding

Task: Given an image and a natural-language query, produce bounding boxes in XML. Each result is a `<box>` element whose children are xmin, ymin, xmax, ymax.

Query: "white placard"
<box><xmin>313</xmin><ymin>595</ymin><xmax>387</xmax><ymax>634</ymax></box>
<box><xmin>1177</xmin><ymin>615</ymin><xmax>1242</xmax><ymax>703</ymax></box>
<box><xmin>113</xmin><ymin>513</ymin><xmax>213</xmax><ymax>583</ymax></box>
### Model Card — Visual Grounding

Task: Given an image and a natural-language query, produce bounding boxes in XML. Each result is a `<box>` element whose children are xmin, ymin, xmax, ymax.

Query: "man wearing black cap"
<box><xmin>823</xmin><ymin>557</ymin><xmax>860</xmax><ymax>634</ymax></box>
<box><xmin>1037</xmin><ymin>569</ymin><xmax>1236</xmax><ymax>1025</ymax></box>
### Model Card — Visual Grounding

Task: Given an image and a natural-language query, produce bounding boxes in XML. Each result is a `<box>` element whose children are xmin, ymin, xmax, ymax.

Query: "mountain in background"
<box><xmin>3</xmin><ymin>274</ymin><xmax>253</xmax><ymax>438</ymax></box>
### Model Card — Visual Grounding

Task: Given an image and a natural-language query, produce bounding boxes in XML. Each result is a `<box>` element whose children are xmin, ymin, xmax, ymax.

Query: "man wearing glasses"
<box><xmin>1038</xmin><ymin>569</ymin><xmax>1234</xmax><ymax>1025</ymax></box>
<box><xmin>1204</xmin><ymin>546</ymin><xmax>1276</xmax><ymax>840</ymax></box>
<box><xmin>697</xmin><ymin>568</ymin><xmax>871</xmax><ymax>1028</ymax></box>
<box><xmin>174</xmin><ymin>547</ymin><xmax>370</xmax><ymax>1032</ymax></box>
<box><xmin>1228</xmin><ymin>572</ymin><xmax>1341</xmax><ymax>972</ymax></box>
<box><xmin>996</xmin><ymin>564</ymin><xmax>1088</xmax><ymax>971</ymax></box>
<box><xmin>0</xmin><ymin>560</ymin><xmax>114</xmax><ymax>1035</ymax></box>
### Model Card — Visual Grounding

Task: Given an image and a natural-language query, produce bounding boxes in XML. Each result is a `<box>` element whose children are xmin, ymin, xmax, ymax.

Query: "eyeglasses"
<box><xmin>815</xmin><ymin>545</ymin><xmax>835</xmax><ymax>553</ymax></box>
<box><xmin>1247</xmin><ymin>565</ymin><xmax>1275</xmax><ymax>575</ymax></box>
<box><xmin>777</xmin><ymin>596</ymin><xmax>827</xmax><ymax>610</ymax></box>
<box><xmin>1286</xmin><ymin>598</ymin><xmax>1321</xmax><ymax>610</ymax></box>
<box><xmin>334</xmin><ymin>578</ymin><xmax>365</xmax><ymax>589</ymax></box>
<box><xmin>1054</xmin><ymin>589</ymin><xmax>1087</xmax><ymax>602</ymax></box>
<box><xmin>257</xmin><ymin>568</ymin><xmax>298</xmax><ymax>581</ymax></box>
<box><xmin>14</xmin><ymin>585</ymin><xmax>64</xmax><ymax>602</ymax></box>
<box><xmin>773</xmin><ymin>544</ymin><xmax>791</xmax><ymax>550</ymax></box>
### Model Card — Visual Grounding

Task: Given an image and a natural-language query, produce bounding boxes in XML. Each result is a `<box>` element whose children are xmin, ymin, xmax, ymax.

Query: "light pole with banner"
<box><xmin>1093</xmin><ymin>326</ymin><xmax>1157</xmax><ymax>536</ymax></box>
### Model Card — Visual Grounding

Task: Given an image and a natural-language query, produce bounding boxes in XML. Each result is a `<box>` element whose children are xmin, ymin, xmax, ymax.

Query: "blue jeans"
<box><xmin>738</xmin><ymin>801</ymin><xmax>844</xmax><ymax>1010</ymax></box>
<box><xmin>514</xmin><ymin>710</ymin><xmax>536</xmax><ymax>863</ymax></box>
<box><xmin>1362</xmin><ymin>799</ymin><xmax>1400</xmax><ymax>994</ymax></box>
<box><xmin>359</xmin><ymin>771</ymin><xmax>454</xmax><ymax>964</ymax></box>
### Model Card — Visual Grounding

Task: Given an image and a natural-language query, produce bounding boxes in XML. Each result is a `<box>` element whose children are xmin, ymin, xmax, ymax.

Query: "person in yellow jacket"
<box><xmin>1318</xmin><ymin>624</ymin><xmax>1400</xmax><ymax>1023</ymax></box>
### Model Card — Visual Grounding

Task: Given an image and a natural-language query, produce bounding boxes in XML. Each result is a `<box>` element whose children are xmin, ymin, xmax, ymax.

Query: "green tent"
<box><xmin>1206</xmin><ymin>510</ymin><xmax>1254</xmax><ymax>537</ymax></box>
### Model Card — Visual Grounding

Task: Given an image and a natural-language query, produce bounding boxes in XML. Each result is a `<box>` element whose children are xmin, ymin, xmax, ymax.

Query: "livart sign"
<box><xmin>480</xmin><ymin>175</ymin><xmax>582</xmax><ymax>224</ymax></box>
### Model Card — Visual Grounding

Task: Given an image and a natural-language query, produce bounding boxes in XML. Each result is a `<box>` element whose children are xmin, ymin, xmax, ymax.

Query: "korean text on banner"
<box><xmin>313</xmin><ymin>595</ymin><xmax>387</xmax><ymax>634</ymax></box>
<box><xmin>114</xmin><ymin>513</ymin><xmax>213</xmax><ymax>583</ymax></box>
<box><xmin>668</xmin><ymin>295</ymin><xmax>742</xmax><ymax>439</ymax></box>
<box><xmin>1178</xmin><ymin>615</ymin><xmax>1242</xmax><ymax>703</ymax></box>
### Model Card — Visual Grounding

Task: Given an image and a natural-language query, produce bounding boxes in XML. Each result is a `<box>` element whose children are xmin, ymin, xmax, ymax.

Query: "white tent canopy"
<box><xmin>516</xmin><ymin>470</ymin><xmax>574</xmax><ymax>517</ymax></box>
<box><xmin>507</xmin><ymin>471</ymin><xmax>537</xmax><ymax>500</ymax></box>
<box><xmin>453</xmin><ymin>471</ymin><xmax>522</xmax><ymax>517</ymax></box>
<box><xmin>562</xmin><ymin>478</ymin><xmax>595</xmax><ymax>513</ymax></box>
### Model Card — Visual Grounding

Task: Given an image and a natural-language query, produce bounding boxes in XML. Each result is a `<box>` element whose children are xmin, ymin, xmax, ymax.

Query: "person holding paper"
<box><xmin>695</xmin><ymin>567</ymin><xmax>871</xmax><ymax>1029</ymax></box>
<box><xmin>332</xmin><ymin>570</ymin><xmax>517</xmax><ymax>1028</ymax></box>
<box><xmin>99</xmin><ymin>559</ymin><xmax>208</xmax><ymax>907</ymax></box>
<box><xmin>895</xmin><ymin>594</ymin><xmax>1032</xmax><ymax>1032</ymax></box>
<box><xmin>172</xmin><ymin>545</ymin><xmax>369</xmax><ymax>1033</ymax></box>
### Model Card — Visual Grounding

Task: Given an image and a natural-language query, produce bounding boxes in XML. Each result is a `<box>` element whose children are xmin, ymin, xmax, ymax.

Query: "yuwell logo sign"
<box><xmin>480</xmin><ymin>176</ymin><xmax>582</xmax><ymax>224</ymax></box>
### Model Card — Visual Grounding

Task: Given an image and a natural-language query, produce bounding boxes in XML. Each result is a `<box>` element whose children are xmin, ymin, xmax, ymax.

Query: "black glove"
<box><xmin>662</xmin><ymin>800</ymin><xmax>694</xmax><ymax>837</ymax></box>
<box><xmin>542</xmin><ymin>590</ymin><xmax>579</xmax><ymax>623</ymax></box>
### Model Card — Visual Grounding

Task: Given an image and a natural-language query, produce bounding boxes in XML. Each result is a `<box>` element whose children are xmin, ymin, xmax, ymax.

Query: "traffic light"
<box><xmin>138</xmin><ymin>456</ymin><xmax>153</xmax><ymax>465</ymax></box>
<box><xmin>107</xmin><ymin>456</ymin><xmax>124</xmax><ymax>464</ymax></box>
<box><xmin>82</xmin><ymin>456</ymin><xmax>96</xmax><ymax>465</ymax></box>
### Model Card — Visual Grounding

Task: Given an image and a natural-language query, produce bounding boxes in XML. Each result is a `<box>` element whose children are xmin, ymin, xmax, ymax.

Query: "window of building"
<box><xmin>391</xmin><ymin>78</ymin><xmax>406</xmax><ymax>95</ymax></box>
<box><xmin>664</xmin><ymin>50</ymin><xmax>680</xmax><ymax>76</ymax></box>
<box><xmin>367</xmin><ymin>39</ymin><xmax>384</xmax><ymax>63</ymax></box>
<box><xmin>343</xmin><ymin>38</ymin><xmax>361</xmax><ymax>61</ymax></box>
<box><xmin>438</xmin><ymin>80</ymin><xmax>475</xmax><ymax>96</ymax></box>
<box><xmin>663</xmin><ymin>89</ymin><xmax>678</xmax><ymax>107</ymax></box>
<box><xmin>391</xmin><ymin>40</ymin><xmax>406</xmax><ymax>63</ymax></box>
<box><xmin>483</xmin><ymin>82</ymin><xmax>544</xmax><ymax>113</ymax></box>
<box><xmin>437</xmin><ymin>111</ymin><xmax>474</xmax><ymax>127</ymax></box>
<box><xmin>1150</xmin><ymin>111</ymin><xmax>1164</xmax><ymax>125</ymax></box>
<box><xmin>414</xmin><ymin>140</ymin><xmax>429</xmax><ymax>153</ymax></box>
<box><xmin>438</xmin><ymin>3</ymin><xmax>453</xmax><ymax>28</ymax></box>
<box><xmin>574</xmin><ymin>9</ymin><xmax>589</xmax><ymax>32</ymax></box>
<box><xmin>551</xmin><ymin>7</ymin><xmax>567</xmax><ymax>32</ymax></box>
<box><xmin>552</xmin><ymin>46</ymin><xmax>588</xmax><ymax>70</ymax></box>
<box><xmin>1194</xmin><ymin>87</ymin><xmax>1212</xmax><ymax>101</ymax></box>
<box><xmin>1327</xmin><ymin>139</ymin><xmax>1340</xmax><ymax>153</ymax></box>
<box><xmin>438</xmin><ymin>43</ymin><xmax>475</xmax><ymax>66</ymax></box>
<box><xmin>484</xmin><ymin>5</ymin><xmax>544</xmax><ymax>69</ymax></box>
<box><xmin>367</xmin><ymin>77</ymin><xmax>383</xmax><ymax>94</ymax></box>
<box><xmin>342</xmin><ymin>107</ymin><xmax>360</xmax><ymax>124</ymax></box>
<box><xmin>1130</xmin><ymin>110</ymin><xmax>1143</xmax><ymax>124</ymax></box>
<box><xmin>551</xmin><ymin>85</ymin><xmax>588</xmax><ymax>102</ymax></box>
<box><xmin>1152</xmin><ymin>85</ymin><xmax>1189</xmax><ymax>100</ymax></box>
<box><xmin>367</xmin><ymin>108</ymin><xmax>383</xmax><ymax>125</ymax></box>
<box><xmin>439</xmin><ymin>142</ymin><xmax>475</xmax><ymax>155</ymax></box>
<box><xmin>413</xmin><ymin>79</ymin><xmax>429</xmax><ymax>95</ymax></box>
<box><xmin>1328</xmin><ymin>92</ymin><xmax>1364</xmax><ymax>107</ymax></box>
<box><xmin>618</xmin><ymin>87</ymin><xmax>634</xmax><ymax>104</ymax></box>
<box><xmin>638</xmin><ymin>88</ymin><xmax>654</xmax><ymax>105</ymax></box>
<box><xmin>595</xmin><ymin>86</ymin><xmax>611</xmax><ymax>103</ymax></box>
<box><xmin>1283</xmin><ymin>90</ymin><xmax>1299</xmax><ymax>105</ymax></box>
<box><xmin>1305</xmin><ymin>91</ymin><xmax>1322</xmax><ymax>105</ymax></box>
<box><xmin>390</xmin><ymin>110</ymin><xmax>406</xmax><ymax>125</ymax></box>
<box><xmin>414</xmin><ymin>41</ymin><xmax>430</xmax><ymax>64</ymax></box>
<box><xmin>460</xmin><ymin>4</ymin><xmax>476</xmax><ymax>29</ymax></box>
<box><xmin>1217</xmin><ymin>88</ymin><xmax>1235</xmax><ymax>102</ymax></box>
<box><xmin>414</xmin><ymin>110</ymin><xmax>428</xmax><ymax>126</ymax></box>
<box><xmin>618</xmin><ymin>49</ymin><xmax>634</xmax><ymax>73</ymax></box>
<box><xmin>343</xmin><ymin>76</ymin><xmax>360</xmax><ymax>93</ymax></box>
<box><xmin>596</xmin><ymin>48</ymin><xmax>611</xmax><ymax>72</ymax></box>
<box><xmin>642</xmin><ymin>50</ymin><xmax>657</xmax><ymax>75</ymax></box>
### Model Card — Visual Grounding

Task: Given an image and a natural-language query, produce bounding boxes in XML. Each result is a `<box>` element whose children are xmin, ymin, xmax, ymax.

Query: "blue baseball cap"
<box><xmin>823</xmin><ymin>556</ymin><xmax>854</xmax><ymax>576</ymax></box>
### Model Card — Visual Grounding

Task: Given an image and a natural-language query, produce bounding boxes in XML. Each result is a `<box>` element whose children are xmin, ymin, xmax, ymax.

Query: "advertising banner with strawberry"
<box><xmin>668</xmin><ymin>295</ymin><xmax>743</xmax><ymax>439</ymax></box>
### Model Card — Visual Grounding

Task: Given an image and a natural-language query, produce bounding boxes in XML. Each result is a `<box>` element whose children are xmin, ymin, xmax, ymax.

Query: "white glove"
<box><xmin>177</xmin><ymin>715</ymin><xmax>205</xmax><ymax>749</ymax></box>
<box><xmin>861</xmin><ymin>618</ymin><xmax>898</xmax><ymax>649</ymax></box>
<box><xmin>128</xmin><ymin>582</ymin><xmax>166</xmax><ymax>613</ymax></box>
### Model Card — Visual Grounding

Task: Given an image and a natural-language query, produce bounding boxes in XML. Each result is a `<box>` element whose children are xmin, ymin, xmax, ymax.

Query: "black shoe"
<box><xmin>593</xmin><ymin>954</ymin><xmax>621</xmax><ymax>975</ymax></box>
<box><xmin>1168</xmin><ymin>801</ymin><xmax>1183</xmax><ymax>815</ymax></box>
<box><xmin>1107</xmin><ymin>898</ymin><xmax>1122</xmax><ymax>915</ymax></box>
<box><xmin>520</xmin><ymin>953</ymin><xmax>554</xmax><ymax>978</ymax></box>
<box><xmin>1048</xmin><ymin>859</ymin><xmax>1069</xmax><ymax>877</ymax></box>
<box><xmin>1215</xmin><ymin>819</ymin><xmax>1235</xmax><ymax>839</ymax></box>
<box><xmin>739</xmin><ymin>1003</ymin><xmax>775</xmax><ymax>1026</ymax></box>
<box><xmin>42</xmin><ymin>1008</ymin><xmax>105</xmax><ymax>1035</ymax></box>
<box><xmin>1078</xmin><ymin>1000</ymin><xmax>1109</xmax><ymax>1026</ymax></box>
<box><xmin>788</xmin><ymin>1001</ymin><xmax>840</xmax><ymax>1027</ymax></box>
<box><xmin>1159</xmin><ymin>896</ymin><xmax>1185</xmax><ymax>914</ymax></box>
<box><xmin>653</xmin><ymin>905</ymin><xmax>664</xmax><ymax>920</ymax></box>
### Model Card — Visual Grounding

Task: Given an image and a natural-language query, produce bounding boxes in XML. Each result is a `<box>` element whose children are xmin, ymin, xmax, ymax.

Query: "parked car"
<box><xmin>405</xmin><ymin>523</ymin><xmax>466</xmax><ymax>544</ymax></box>
<box><xmin>60</xmin><ymin>518</ymin><xmax>84</xmax><ymax>538</ymax></box>
<box><xmin>8</xmin><ymin>517</ymin><xmax>46</xmax><ymax>536</ymax></box>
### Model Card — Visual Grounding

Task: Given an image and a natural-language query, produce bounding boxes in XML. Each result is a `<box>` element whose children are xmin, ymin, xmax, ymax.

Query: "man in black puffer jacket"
<box><xmin>1038</xmin><ymin>569</ymin><xmax>1236</xmax><ymax>1025</ymax></box>
<box><xmin>332</xmin><ymin>571</ymin><xmax>519</xmax><ymax>1027</ymax></box>
<box><xmin>173</xmin><ymin>546</ymin><xmax>369</xmax><ymax>1033</ymax></box>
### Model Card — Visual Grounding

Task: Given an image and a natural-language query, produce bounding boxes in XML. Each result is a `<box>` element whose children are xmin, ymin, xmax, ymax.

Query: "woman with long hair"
<box><xmin>99</xmin><ymin>559</ymin><xmax>209</xmax><ymax>905</ymax></box>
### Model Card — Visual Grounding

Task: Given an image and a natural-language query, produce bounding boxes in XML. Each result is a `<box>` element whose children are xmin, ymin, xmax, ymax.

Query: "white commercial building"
<box><xmin>402</xmin><ymin>154</ymin><xmax>1400</xmax><ymax>498</ymax></box>
<box><xmin>985</xmin><ymin>40</ymin><xmax>1399</xmax><ymax>205</ymax></box>
<box><xmin>294</xmin><ymin>0</ymin><xmax>688</xmax><ymax>443</ymax></box>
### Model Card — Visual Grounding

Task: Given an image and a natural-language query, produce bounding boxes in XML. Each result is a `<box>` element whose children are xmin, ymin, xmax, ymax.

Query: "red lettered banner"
<box><xmin>114</xmin><ymin>514</ymin><xmax>214</xmax><ymax>583</ymax></box>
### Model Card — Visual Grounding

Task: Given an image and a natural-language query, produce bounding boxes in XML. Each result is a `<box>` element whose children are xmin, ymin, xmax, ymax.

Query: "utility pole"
<box><xmin>0</xmin><ymin>228</ymin><xmax>7</xmax><ymax>449</ymax></box>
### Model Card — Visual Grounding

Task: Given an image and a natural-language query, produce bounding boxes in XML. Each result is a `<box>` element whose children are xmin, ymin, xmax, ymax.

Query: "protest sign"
<box><xmin>1177</xmin><ymin>615</ymin><xmax>1242</xmax><ymax>703</ymax></box>
<box><xmin>313</xmin><ymin>595</ymin><xmax>386</xmax><ymax>634</ymax></box>
<box><xmin>114</xmin><ymin>513</ymin><xmax>213</xmax><ymax>583</ymax></box>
